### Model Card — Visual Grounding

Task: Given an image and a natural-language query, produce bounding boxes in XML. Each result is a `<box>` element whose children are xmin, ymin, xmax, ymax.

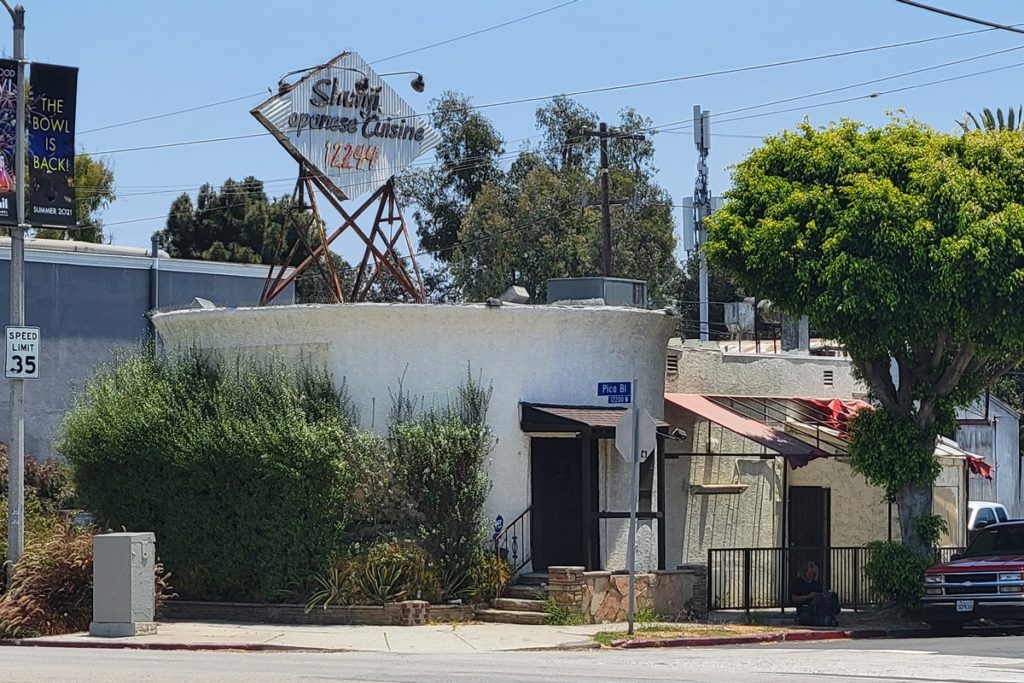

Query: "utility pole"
<box><xmin>4</xmin><ymin>0</ymin><xmax>25</xmax><ymax>576</ymax></box>
<box><xmin>692</xmin><ymin>105</ymin><xmax>711</xmax><ymax>342</ymax></box>
<box><xmin>581</xmin><ymin>123</ymin><xmax>645</xmax><ymax>277</ymax></box>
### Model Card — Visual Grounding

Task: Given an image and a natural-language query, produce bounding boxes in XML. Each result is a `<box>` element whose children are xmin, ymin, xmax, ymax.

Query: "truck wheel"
<box><xmin>928</xmin><ymin>620</ymin><xmax>964</xmax><ymax>636</ymax></box>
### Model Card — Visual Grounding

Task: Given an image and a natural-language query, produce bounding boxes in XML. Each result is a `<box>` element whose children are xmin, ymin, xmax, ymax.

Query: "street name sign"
<box><xmin>598</xmin><ymin>381</ymin><xmax>632</xmax><ymax>404</ymax></box>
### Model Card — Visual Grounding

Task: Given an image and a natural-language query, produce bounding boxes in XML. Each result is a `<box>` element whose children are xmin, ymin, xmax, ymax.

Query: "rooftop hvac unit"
<box><xmin>546</xmin><ymin>277</ymin><xmax>648</xmax><ymax>308</ymax></box>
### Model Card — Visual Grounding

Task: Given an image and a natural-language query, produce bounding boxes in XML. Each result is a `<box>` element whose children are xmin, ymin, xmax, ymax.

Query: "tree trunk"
<box><xmin>895</xmin><ymin>483</ymin><xmax>933</xmax><ymax>556</ymax></box>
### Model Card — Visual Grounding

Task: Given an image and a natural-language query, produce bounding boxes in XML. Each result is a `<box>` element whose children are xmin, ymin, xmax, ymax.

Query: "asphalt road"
<box><xmin>2</xmin><ymin>635</ymin><xmax>1023</xmax><ymax>683</ymax></box>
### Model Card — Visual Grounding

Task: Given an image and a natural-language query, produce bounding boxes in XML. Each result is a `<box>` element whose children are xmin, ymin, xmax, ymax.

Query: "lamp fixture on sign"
<box><xmin>278</xmin><ymin>63</ymin><xmax>425</xmax><ymax>96</ymax></box>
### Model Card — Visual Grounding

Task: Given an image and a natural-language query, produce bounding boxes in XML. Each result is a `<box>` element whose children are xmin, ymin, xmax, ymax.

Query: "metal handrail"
<box><xmin>493</xmin><ymin>506</ymin><xmax>532</xmax><ymax>576</ymax></box>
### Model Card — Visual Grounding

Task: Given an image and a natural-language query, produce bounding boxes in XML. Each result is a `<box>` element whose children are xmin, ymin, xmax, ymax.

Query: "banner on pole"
<box><xmin>28</xmin><ymin>63</ymin><xmax>77</xmax><ymax>227</ymax></box>
<box><xmin>0</xmin><ymin>59</ymin><xmax>18</xmax><ymax>225</ymax></box>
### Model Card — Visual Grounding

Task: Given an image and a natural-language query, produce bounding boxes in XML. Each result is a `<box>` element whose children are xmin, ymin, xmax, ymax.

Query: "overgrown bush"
<box><xmin>469</xmin><ymin>551</ymin><xmax>511</xmax><ymax>604</ymax></box>
<box><xmin>0</xmin><ymin>444</ymin><xmax>77</xmax><ymax>514</ymax></box>
<box><xmin>864</xmin><ymin>541</ymin><xmax>933</xmax><ymax>612</ymax></box>
<box><xmin>0</xmin><ymin>524</ymin><xmax>174</xmax><ymax>638</ymax></box>
<box><xmin>390</xmin><ymin>370</ymin><xmax>494</xmax><ymax>572</ymax></box>
<box><xmin>56</xmin><ymin>349</ymin><xmax>384</xmax><ymax>602</ymax></box>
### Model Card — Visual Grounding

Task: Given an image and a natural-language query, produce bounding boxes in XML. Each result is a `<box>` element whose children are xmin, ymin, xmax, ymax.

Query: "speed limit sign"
<box><xmin>6</xmin><ymin>326</ymin><xmax>40</xmax><ymax>379</ymax></box>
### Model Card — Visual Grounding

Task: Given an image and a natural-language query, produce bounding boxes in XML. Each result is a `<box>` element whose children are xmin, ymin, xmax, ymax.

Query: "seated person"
<box><xmin>791</xmin><ymin>561</ymin><xmax>840</xmax><ymax>626</ymax></box>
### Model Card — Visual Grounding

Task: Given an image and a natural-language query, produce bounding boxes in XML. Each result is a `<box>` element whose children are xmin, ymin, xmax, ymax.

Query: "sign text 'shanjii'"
<box><xmin>251</xmin><ymin>51</ymin><xmax>440</xmax><ymax>201</ymax></box>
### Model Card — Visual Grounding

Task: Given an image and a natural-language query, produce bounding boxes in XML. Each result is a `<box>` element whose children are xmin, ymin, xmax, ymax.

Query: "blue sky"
<box><xmin>12</xmin><ymin>0</ymin><xmax>1024</xmax><ymax>260</ymax></box>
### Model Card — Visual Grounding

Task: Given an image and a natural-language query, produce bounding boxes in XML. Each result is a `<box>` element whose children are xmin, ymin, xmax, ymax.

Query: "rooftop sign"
<box><xmin>251</xmin><ymin>51</ymin><xmax>440</xmax><ymax>201</ymax></box>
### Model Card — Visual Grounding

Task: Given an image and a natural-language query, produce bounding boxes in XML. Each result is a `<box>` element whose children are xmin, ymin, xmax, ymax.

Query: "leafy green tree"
<box><xmin>706</xmin><ymin>118</ymin><xmax>1024</xmax><ymax>553</ymax></box>
<box><xmin>158</xmin><ymin>177</ymin><xmax>354</xmax><ymax>302</ymax></box>
<box><xmin>398</xmin><ymin>92</ymin><xmax>506</xmax><ymax>262</ymax></box>
<box><xmin>959</xmin><ymin>106</ymin><xmax>1023</xmax><ymax>133</ymax></box>
<box><xmin>34</xmin><ymin>153</ymin><xmax>115</xmax><ymax>243</ymax></box>
<box><xmin>441</xmin><ymin>98</ymin><xmax>679</xmax><ymax>303</ymax></box>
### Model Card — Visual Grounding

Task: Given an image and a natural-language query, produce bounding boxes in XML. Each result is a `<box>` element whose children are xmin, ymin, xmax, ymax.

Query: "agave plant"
<box><xmin>959</xmin><ymin>106</ymin><xmax>1024</xmax><ymax>132</ymax></box>
<box><xmin>303</xmin><ymin>566</ymin><xmax>349</xmax><ymax>613</ymax></box>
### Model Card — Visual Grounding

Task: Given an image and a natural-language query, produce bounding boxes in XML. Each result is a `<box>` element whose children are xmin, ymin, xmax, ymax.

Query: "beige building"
<box><xmin>662</xmin><ymin>340</ymin><xmax>980</xmax><ymax>607</ymax></box>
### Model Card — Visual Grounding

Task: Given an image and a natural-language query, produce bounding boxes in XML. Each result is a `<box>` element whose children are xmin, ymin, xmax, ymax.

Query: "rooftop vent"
<box><xmin>666</xmin><ymin>353</ymin><xmax>679</xmax><ymax>378</ymax></box>
<box><xmin>546</xmin><ymin>277</ymin><xmax>648</xmax><ymax>308</ymax></box>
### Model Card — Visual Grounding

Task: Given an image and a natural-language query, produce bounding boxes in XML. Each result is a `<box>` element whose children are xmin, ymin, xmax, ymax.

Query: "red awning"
<box><xmin>665</xmin><ymin>394</ymin><xmax>827</xmax><ymax>469</ymax></box>
<box><xmin>795</xmin><ymin>398</ymin><xmax>872</xmax><ymax>432</ymax></box>
<box><xmin>967</xmin><ymin>454</ymin><xmax>994</xmax><ymax>480</ymax></box>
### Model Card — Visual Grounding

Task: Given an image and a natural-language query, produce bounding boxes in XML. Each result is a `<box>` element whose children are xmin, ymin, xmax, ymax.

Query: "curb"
<box><xmin>0</xmin><ymin>639</ymin><xmax>335</xmax><ymax>653</ymax></box>
<box><xmin>611</xmin><ymin>627</ymin><xmax>931</xmax><ymax>649</ymax></box>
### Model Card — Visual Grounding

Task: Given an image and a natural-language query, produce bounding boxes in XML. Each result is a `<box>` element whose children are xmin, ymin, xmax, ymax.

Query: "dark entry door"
<box><xmin>788</xmin><ymin>486</ymin><xmax>831</xmax><ymax>590</ymax></box>
<box><xmin>531</xmin><ymin>438</ymin><xmax>586</xmax><ymax>570</ymax></box>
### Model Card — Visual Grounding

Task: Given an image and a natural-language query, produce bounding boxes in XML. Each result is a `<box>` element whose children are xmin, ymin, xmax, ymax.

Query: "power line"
<box><xmin>86</xmin><ymin>52</ymin><xmax>1024</xmax><ymax>227</ymax></box>
<box><xmin>80</xmin><ymin>23</ymin><xmax>1024</xmax><ymax>157</ymax></box>
<box><xmin>655</xmin><ymin>57</ymin><xmax>1024</xmax><ymax>135</ymax></box>
<box><xmin>87</xmin><ymin>55</ymin><xmax>1024</xmax><ymax>228</ymax></box>
<box><xmin>77</xmin><ymin>0</ymin><xmax>581</xmax><ymax>137</ymax></box>
<box><xmin>895</xmin><ymin>1</ymin><xmax>1024</xmax><ymax>36</ymax></box>
<box><xmin>78</xmin><ymin>92</ymin><xmax>266</xmax><ymax>135</ymax></box>
<box><xmin>369</xmin><ymin>0</ymin><xmax>579</xmax><ymax>65</ymax></box>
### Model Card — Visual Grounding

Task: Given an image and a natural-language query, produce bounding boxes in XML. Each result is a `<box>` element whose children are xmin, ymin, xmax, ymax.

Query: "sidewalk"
<box><xmin>7</xmin><ymin>621</ymin><xmax>610</xmax><ymax>653</ymax></box>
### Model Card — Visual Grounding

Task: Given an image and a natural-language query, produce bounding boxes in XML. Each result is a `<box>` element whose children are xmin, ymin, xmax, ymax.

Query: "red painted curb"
<box><xmin>611</xmin><ymin>627</ymin><xmax>932</xmax><ymax>649</ymax></box>
<box><xmin>0</xmin><ymin>639</ymin><xmax>298</xmax><ymax>652</ymax></box>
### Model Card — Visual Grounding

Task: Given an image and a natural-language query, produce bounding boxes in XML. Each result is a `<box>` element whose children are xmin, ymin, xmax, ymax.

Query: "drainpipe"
<box><xmin>149</xmin><ymin>235</ymin><xmax>160</xmax><ymax>326</ymax></box>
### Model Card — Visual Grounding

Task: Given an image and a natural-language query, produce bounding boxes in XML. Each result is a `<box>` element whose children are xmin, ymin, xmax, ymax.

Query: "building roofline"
<box><xmin>0</xmin><ymin>240</ymin><xmax>278</xmax><ymax>279</ymax></box>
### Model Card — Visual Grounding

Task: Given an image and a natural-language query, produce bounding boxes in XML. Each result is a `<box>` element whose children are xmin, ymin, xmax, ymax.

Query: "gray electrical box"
<box><xmin>90</xmin><ymin>532</ymin><xmax>158</xmax><ymax>637</ymax></box>
<box><xmin>546</xmin><ymin>277</ymin><xmax>648</xmax><ymax>308</ymax></box>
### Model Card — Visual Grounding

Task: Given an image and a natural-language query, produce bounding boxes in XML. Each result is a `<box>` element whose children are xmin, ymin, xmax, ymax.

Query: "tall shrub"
<box><xmin>56</xmin><ymin>349</ymin><xmax>383</xmax><ymax>602</ymax></box>
<box><xmin>389</xmin><ymin>370</ymin><xmax>494</xmax><ymax>571</ymax></box>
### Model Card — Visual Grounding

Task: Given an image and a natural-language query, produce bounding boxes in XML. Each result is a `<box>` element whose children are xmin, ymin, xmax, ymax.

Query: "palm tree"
<box><xmin>959</xmin><ymin>106</ymin><xmax>1024</xmax><ymax>132</ymax></box>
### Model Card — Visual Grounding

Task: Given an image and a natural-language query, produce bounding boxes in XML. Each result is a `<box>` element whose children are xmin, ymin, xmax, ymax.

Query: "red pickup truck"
<box><xmin>922</xmin><ymin>520</ymin><xmax>1024</xmax><ymax>635</ymax></box>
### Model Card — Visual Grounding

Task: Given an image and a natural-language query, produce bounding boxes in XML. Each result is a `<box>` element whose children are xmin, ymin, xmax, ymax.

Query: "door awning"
<box><xmin>520</xmin><ymin>402</ymin><xmax>668</xmax><ymax>434</ymax></box>
<box><xmin>665</xmin><ymin>393</ymin><xmax>827</xmax><ymax>468</ymax></box>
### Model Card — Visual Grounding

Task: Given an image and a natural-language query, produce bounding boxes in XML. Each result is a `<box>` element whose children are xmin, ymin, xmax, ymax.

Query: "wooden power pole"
<box><xmin>581</xmin><ymin>123</ymin><xmax>645</xmax><ymax>277</ymax></box>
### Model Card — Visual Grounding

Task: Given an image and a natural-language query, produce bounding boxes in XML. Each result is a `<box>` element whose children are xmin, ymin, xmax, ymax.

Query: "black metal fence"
<box><xmin>708</xmin><ymin>546</ymin><xmax>965</xmax><ymax>611</ymax></box>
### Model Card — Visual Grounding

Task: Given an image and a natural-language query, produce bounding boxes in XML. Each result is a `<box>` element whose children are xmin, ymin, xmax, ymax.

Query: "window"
<box><xmin>996</xmin><ymin>506</ymin><xmax>1009</xmax><ymax>523</ymax></box>
<box><xmin>823</xmin><ymin>369</ymin><xmax>834</xmax><ymax>387</ymax></box>
<box><xmin>639</xmin><ymin>455</ymin><xmax>655</xmax><ymax>513</ymax></box>
<box><xmin>976</xmin><ymin>507</ymin><xmax>997</xmax><ymax>526</ymax></box>
<box><xmin>965</xmin><ymin>526</ymin><xmax>1024</xmax><ymax>557</ymax></box>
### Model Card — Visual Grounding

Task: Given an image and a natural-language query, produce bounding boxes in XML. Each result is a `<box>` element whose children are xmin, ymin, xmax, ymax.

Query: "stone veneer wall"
<box><xmin>548</xmin><ymin>564</ymin><xmax>708</xmax><ymax>623</ymax></box>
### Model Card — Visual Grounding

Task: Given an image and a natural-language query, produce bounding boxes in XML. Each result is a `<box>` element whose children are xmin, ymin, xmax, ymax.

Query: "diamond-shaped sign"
<box><xmin>252</xmin><ymin>51</ymin><xmax>440</xmax><ymax>201</ymax></box>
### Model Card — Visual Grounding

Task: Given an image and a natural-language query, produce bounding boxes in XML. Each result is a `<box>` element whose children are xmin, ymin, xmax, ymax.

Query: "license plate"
<box><xmin>956</xmin><ymin>600</ymin><xmax>974</xmax><ymax>612</ymax></box>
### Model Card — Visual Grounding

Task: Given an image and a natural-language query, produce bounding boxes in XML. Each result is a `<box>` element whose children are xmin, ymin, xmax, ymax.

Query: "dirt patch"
<box><xmin>593</xmin><ymin>624</ymin><xmax>791</xmax><ymax>646</ymax></box>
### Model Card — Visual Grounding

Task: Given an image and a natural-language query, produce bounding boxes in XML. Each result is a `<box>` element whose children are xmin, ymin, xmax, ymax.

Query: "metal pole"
<box><xmin>599</xmin><ymin>122</ymin><xmax>612</xmax><ymax>277</ymax></box>
<box><xmin>626</xmin><ymin>378</ymin><xmax>640</xmax><ymax>636</ymax></box>
<box><xmin>693</xmin><ymin>105</ymin><xmax>711</xmax><ymax>342</ymax></box>
<box><xmin>6</xmin><ymin>1</ymin><xmax>25</xmax><ymax>576</ymax></box>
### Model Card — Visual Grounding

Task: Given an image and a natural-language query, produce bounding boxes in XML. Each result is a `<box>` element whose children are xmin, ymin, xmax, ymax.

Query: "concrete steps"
<box><xmin>492</xmin><ymin>598</ymin><xmax>546</xmax><ymax>612</ymax></box>
<box><xmin>477</xmin><ymin>573</ymin><xmax>550</xmax><ymax>624</ymax></box>
<box><xmin>475</xmin><ymin>608</ymin><xmax>547</xmax><ymax>625</ymax></box>
<box><xmin>504</xmin><ymin>584</ymin><xmax>547</xmax><ymax>600</ymax></box>
<box><xmin>516</xmin><ymin>572</ymin><xmax>549</xmax><ymax>586</ymax></box>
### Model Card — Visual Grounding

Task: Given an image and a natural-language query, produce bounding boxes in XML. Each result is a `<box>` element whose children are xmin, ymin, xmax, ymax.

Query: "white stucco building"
<box><xmin>151</xmin><ymin>302</ymin><xmax>676</xmax><ymax>573</ymax></box>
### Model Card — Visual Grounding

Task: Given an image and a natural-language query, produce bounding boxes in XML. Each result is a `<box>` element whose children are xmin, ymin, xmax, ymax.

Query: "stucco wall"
<box><xmin>666</xmin><ymin>342</ymin><xmax>864</xmax><ymax>399</ymax></box>
<box><xmin>664</xmin><ymin>402</ymin><xmax>783</xmax><ymax>567</ymax></box>
<box><xmin>152</xmin><ymin>302</ymin><xmax>676</xmax><ymax>572</ymax></box>
<box><xmin>787</xmin><ymin>457</ymin><xmax>890</xmax><ymax>547</ymax></box>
